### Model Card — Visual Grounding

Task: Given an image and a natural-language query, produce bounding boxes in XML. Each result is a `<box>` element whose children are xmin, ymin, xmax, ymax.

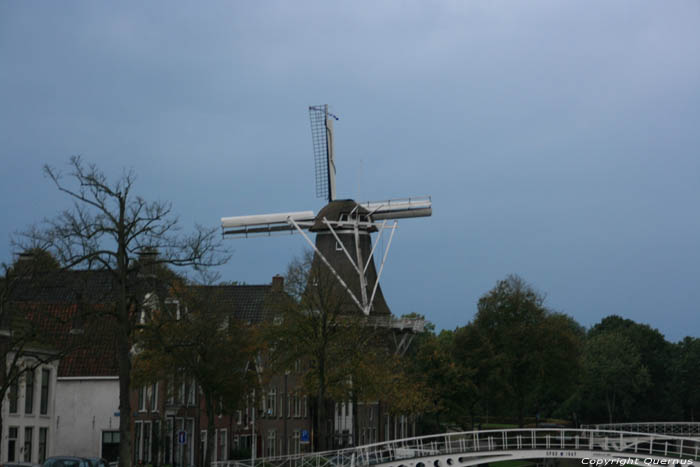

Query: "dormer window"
<box><xmin>165</xmin><ymin>298</ymin><xmax>181</xmax><ymax>320</ymax></box>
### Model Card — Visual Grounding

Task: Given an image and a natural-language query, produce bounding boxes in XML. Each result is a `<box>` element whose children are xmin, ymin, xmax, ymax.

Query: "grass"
<box><xmin>487</xmin><ymin>461</ymin><xmax>537</xmax><ymax>467</ymax></box>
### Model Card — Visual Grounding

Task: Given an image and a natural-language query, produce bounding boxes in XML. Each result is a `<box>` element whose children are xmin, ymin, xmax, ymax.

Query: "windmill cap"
<box><xmin>309</xmin><ymin>199</ymin><xmax>377</xmax><ymax>232</ymax></box>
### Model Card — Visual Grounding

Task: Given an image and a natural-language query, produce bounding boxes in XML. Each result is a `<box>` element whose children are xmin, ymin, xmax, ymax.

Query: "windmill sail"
<box><xmin>309</xmin><ymin>105</ymin><xmax>336</xmax><ymax>202</ymax></box>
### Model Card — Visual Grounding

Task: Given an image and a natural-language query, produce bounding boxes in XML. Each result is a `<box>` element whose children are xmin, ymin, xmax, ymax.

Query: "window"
<box><xmin>8</xmin><ymin>427</ymin><xmax>18</xmax><ymax>462</ymax></box>
<box><xmin>9</xmin><ymin>379</ymin><xmax>18</xmax><ymax>413</ymax></box>
<box><xmin>40</xmin><ymin>369</ymin><xmax>50</xmax><ymax>415</ymax></box>
<box><xmin>24</xmin><ymin>427</ymin><xmax>33</xmax><ymax>462</ymax></box>
<box><xmin>153</xmin><ymin>421</ymin><xmax>160</xmax><ymax>465</ymax></box>
<box><xmin>266</xmin><ymin>388</ymin><xmax>276</xmax><ymax>417</ymax></box>
<box><xmin>293</xmin><ymin>392</ymin><xmax>301</xmax><ymax>417</ymax></box>
<box><xmin>165</xmin><ymin>298</ymin><xmax>181</xmax><ymax>319</ymax></box>
<box><xmin>138</xmin><ymin>386</ymin><xmax>146</xmax><ymax>411</ymax></box>
<box><xmin>303</xmin><ymin>396</ymin><xmax>308</xmax><ymax>417</ymax></box>
<box><xmin>167</xmin><ymin>376</ymin><xmax>174</xmax><ymax>405</ymax></box>
<box><xmin>102</xmin><ymin>431</ymin><xmax>120</xmax><ymax>464</ymax></box>
<box><xmin>218</xmin><ymin>429</ymin><xmax>227</xmax><ymax>461</ymax></box>
<box><xmin>187</xmin><ymin>377</ymin><xmax>196</xmax><ymax>406</ymax></box>
<box><xmin>150</xmin><ymin>382</ymin><xmax>158</xmax><ymax>412</ymax></box>
<box><xmin>25</xmin><ymin>370</ymin><xmax>34</xmax><ymax>414</ymax></box>
<box><xmin>181</xmin><ymin>374</ymin><xmax>196</xmax><ymax>406</ymax></box>
<box><xmin>39</xmin><ymin>428</ymin><xmax>48</xmax><ymax>463</ymax></box>
<box><xmin>143</xmin><ymin>421</ymin><xmax>151</xmax><ymax>463</ymax></box>
<box><xmin>184</xmin><ymin>418</ymin><xmax>194</xmax><ymax>466</ymax></box>
<box><xmin>164</xmin><ymin>420</ymin><xmax>173</xmax><ymax>465</ymax></box>
<box><xmin>292</xmin><ymin>430</ymin><xmax>300</xmax><ymax>455</ymax></box>
<box><xmin>200</xmin><ymin>430</ymin><xmax>207</xmax><ymax>465</ymax></box>
<box><xmin>266</xmin><ymin>430</ymin><xmax>276</xmax><ymax>457</ymax></box>
<box><xmin>134</xmin><ymin>422</ymin><xmax>142</xmax><ymax>464</ymax></box>
<box><xmin>236</xmin><ymin>410</ymin><xmax>242</xmax><ymax>425</ymax></box>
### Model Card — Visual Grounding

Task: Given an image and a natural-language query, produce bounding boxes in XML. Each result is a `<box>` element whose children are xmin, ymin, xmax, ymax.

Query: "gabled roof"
<box><xmin>9</xmin><ymin>270</ymin><xmax>118</xmax><ymax>303</ymax></box>
<box><xmin>21</xmin><ymin>302</ymin><xmax>120</xmax><ymax>378</ymax></box>
<box><xmin>188</xmin><ymin>284</ymin><xmax>285</xmax><ymax>323</ymax></box>
<box><xmin>6</xmin><ymin>268</ymin><xmax>285</xmax><ymax>378</ymax></box>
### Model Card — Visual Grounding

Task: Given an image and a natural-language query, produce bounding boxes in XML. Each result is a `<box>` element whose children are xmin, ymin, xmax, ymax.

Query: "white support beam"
<box><xmin>288</xmin><ymin>217</ymin><xmax>367</xmax><ymax>315</ymax></box>
<box><xmin>368</xmin><ymin>221</ymin><xmax>397</xmax><ymax>311</ymax></box>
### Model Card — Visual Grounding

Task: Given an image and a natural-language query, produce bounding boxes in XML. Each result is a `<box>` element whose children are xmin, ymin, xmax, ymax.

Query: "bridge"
<box><xmin>213</xmin><ymin>428</ymin><xmax>700</xmax><ymax>467</ymax></box>
<box><xmin>582</xmin><ymin>423</ymin><xmax>700</xmax><ymax>439</ymax></box>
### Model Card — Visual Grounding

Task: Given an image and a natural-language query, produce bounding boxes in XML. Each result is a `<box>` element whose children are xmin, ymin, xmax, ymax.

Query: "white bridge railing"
<box><xmin>582</xmin><ymin>423</ymin><xmax>700</xmax><ymax>438</ymax></box>
<box><xmin>212</xmin><ymin>429</ymin><xmax>700</xmax><ymax>467</ymax></box>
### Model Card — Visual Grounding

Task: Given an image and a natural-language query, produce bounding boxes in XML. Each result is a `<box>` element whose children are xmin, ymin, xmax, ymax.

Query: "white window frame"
<box><xmin>138</xmin><ymin>386</ymin><xmax>147</xmax><ymax>412</ymax></box>
<box><xmin>150</xmin><ymin>382</ymin><xmax>158</xmax><ymax>412</ymax></box>
<box><xmin>266</xmin><ymin>430</ymin><xmax>276</xmax><ymax>457</ymax></box>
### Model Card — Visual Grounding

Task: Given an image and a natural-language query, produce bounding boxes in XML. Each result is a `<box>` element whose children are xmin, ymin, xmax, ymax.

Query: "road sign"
<box><xmin>178</xmin><ymin>431</ymin><xmax>187</xmax><ymax>445</ymax></box>
<box><xmin>300</xmin><ymin>429</ymin><xmax>310</xmax><ymax>444</ymax></box>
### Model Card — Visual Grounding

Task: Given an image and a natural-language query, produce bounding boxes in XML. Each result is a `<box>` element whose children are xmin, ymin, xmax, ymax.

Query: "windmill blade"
<box><xmin>309</xmin><ymin>104</ymin><xmax>337</xmax><ymax>202</ymax></box>
<box><xmin>359</xmin><ymin>196</ymin><xmax>432</xmax><ymax>220</ymax></box>
<box><xmin>221</xmin><ymin>210</ymin><xmax>315</xmax><ymax>237</ymax></box>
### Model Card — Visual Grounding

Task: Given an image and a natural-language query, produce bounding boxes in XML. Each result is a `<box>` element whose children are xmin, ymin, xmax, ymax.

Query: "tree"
<box><xmin>473</xmin><ymin>275</ymin><xmax>583</xmax><ymax>426</ymax></box>
<box><xmin>18</xmin><ymin>157</ymin><xmax>226</xmax><ymax>467</ymax></box>
<box><xmin>405</xmin><ymin>328</ymin><xmax>476</xmax><ymax>431</ymax></box>
<box><xmin>670</xmin><ymin>337</ymin><xmax>700</xmax><ymax>421</ymax></box>
<box><xmin>581</xmin><ymin>330</ymin><xmax>650</xmax><ymax>423</ymax></box>
<box><xmin>134</xmin><ymin>277</ymin><xmax>256</xmax><ymax>467</ymax></box>
<box><xmin>263</xmin><ymin>250</ymin><xmax>412</xmax><ymax>450</ymax></box>
<box><xmin>452</xmin><ymin>322</ymin><xmax>504</xmax><ymax>429</ymax></box>
<box><xmin>262</xmin><ymin>251</ymin><xmax>357</xmax><ymax>450</ymax></box>
<box><xmin>588</xmin><ymin>315</ymin><xmax>672</xmax><ymax>421</ymax></box>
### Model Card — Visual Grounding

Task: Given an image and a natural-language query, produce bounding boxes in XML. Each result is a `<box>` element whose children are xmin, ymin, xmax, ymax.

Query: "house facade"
<box><xmin>1</xmin><ymin>350</ymin><xmax>59</xmax><ymax>465</ymax></box>
<box><xmin>5</xmin><ymin>265</ymin><xmax>123</xmax><ymax>462</ymax></box>
<box><xmin>131</xmin><ymin>278</ymin><xmax>316</xmax><ymax>466</ymax></box>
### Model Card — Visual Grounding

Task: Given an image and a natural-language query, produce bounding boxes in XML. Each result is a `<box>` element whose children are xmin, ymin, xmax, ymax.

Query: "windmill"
<box><xmin>220</xmin><ymin>105</ymin><xmax>431</xmax><ymax>327</ymax></box>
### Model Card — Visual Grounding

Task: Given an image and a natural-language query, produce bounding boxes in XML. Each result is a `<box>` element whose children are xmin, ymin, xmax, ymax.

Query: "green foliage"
<box><xmin>580</xmin><ymin>331</ymin><xmax>650</xmax><ymax>423</ymax></box>
<box><xmin>670</xmin><ymin>337</ymin><xmax>700</xmax><ymax>420</ymax></box>
<box><xmin>134</xmin><ymin>276</ymin><xmax>255</xmax><ymax>467</ymax></box>
<box><xmin>471</xmin><ymin>275</ymin><xmax>583</xmax><ymax>426</ymax></box>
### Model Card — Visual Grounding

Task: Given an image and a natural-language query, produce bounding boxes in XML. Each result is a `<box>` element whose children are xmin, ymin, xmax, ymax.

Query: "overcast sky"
<box><xmin>1</xmin><ymin>1</ymin><xmax>699</xmax><ymax>342</ymax></box>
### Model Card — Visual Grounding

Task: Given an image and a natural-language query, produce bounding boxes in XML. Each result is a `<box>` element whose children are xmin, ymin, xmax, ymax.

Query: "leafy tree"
<box><xmin>473</xmin><ymin>275</ymin><xmax>583</xmax><ymax>426</ymax></box>
<box><xmin>588</xmin><ymin>315</ymin><xmax>672</xmax><ymax>420</ymax></box>
<box><xmin>263</xmin><ymin>251</ymin><xmax>362</xmax><ymax>450</ymax></box>
<box><xmin>18</xmin><ymin>157</ymin><xmax>226</xmax><ymax>467</ymax></box>
<box><xmin>134</xmin><ymin>277</ymin><xmax>256</xmax><ymax>467</ymax></box>
<box><xmin>669</xmin><ymin>337</ymin><xmax>700</xmax><ymax>421</ymax></box>
<box><xmin>264</xmin><ymin>251</ymin><xmax>419</xmax><ymax>449</ymax></box>
<box><xmin>406</xmin><ymin>328</ymin><xmax>476</xmax><ymax>431</ymax></box>
<box><xmin>452</xmin><ymin>322</ymin><xmax>505</xmax><ymax>428</ymax></box>
<box><xmin>581</xmin><ymin>330</ymin><xmax>650</xmax><ymax>423</ymax></box>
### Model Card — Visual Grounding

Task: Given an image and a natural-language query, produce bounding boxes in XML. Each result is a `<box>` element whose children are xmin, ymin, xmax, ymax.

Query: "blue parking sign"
<box><xmin>300</xmin><ymin>429</ymin><xmax>309</xmax><ymax>444</ymax></box>
<box><xmin>178</xmin><ymin>431</ymin><xmax>187</xmax><ymax>445</ymax></box>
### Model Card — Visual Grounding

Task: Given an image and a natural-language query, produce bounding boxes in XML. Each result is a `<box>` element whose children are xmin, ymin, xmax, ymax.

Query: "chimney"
<box><xmin>271</xmin><ymin>274</ymin><xmax>284</xmax><ymax>292</ymax></box>
<box><xmin>17</xmin><ymin>251</ymin><xmax>35</xmax><ymax>263</ymax></box>
<box><xmin>138</xmin><ymin>248</ymin><xmax>158</xmax><ymax>277</ymax></box>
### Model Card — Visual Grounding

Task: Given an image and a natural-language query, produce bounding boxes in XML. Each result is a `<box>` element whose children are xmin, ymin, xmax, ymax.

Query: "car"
<box><xmin>42</xmin><ymin>457</ymin><xmax>92</xmax><ymax>467</ymax></box>
<box><xmin>3</xmin><ymin>462</ymin><xmax>41</xmax><ymax>467</ymax></box>
<box><xmin>86</xmin><ymin>459</ymin><xmax>108</xmax><ymax>467</ymax></box>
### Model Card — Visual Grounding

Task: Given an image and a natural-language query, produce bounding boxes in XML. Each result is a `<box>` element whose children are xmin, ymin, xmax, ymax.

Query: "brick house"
<box><xmin>130</xmin><ymin>276</ymin><xmax>315</xmax><ymax>467</ymax></box>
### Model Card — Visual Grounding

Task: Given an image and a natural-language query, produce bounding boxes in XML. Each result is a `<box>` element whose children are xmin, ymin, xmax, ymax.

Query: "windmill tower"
<box><xmin>221</xmin><ymin>105</ymin><xmax>431</xmax><ymax>324</ymax></box>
